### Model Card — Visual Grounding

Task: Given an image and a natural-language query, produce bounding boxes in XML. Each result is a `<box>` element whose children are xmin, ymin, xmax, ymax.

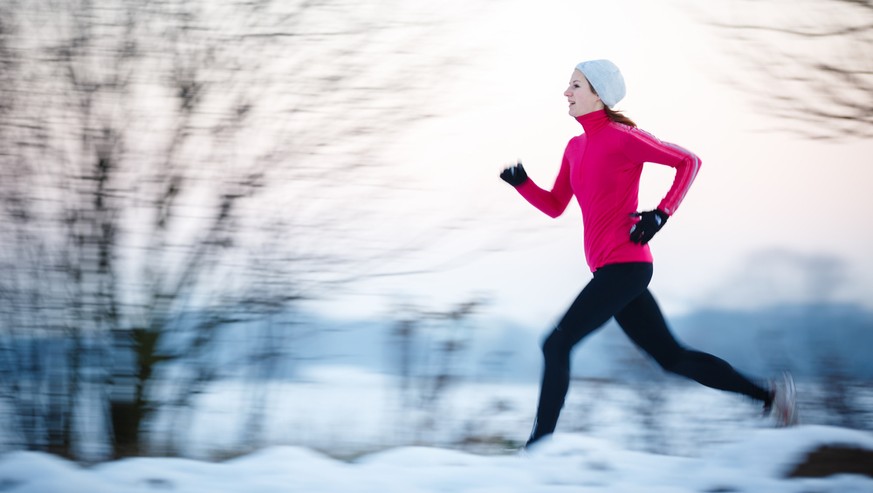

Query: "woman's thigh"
<box><xmin>614</xmin><ymin>289</ymin><xmax>684</xmax><ymax>367</ymax></box>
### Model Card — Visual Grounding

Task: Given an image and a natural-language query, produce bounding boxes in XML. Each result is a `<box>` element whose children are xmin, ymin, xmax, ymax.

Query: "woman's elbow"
<box><xmin>543</xmin><ymin>204</ymin><xmax>566</xmax><ymax>218</ymax></box>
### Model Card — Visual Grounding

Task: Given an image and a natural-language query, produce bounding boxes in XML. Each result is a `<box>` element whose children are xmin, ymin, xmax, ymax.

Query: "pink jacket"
<box><xmin>516</xmin><ymin>109</ymin><xmax>700</xmax><ymax>272</ymax></box>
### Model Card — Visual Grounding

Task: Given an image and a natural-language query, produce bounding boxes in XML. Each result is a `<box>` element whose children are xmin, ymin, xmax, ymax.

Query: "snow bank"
<box><xmin>1</xmin><ymin>426</ymin><xmax>871</xmax><ymax>493</ymax></box>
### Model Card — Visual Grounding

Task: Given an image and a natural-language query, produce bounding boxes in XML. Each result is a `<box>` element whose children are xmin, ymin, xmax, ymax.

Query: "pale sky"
<box><xmin>312</xmin><ymin>0</ymin><xmax>873</xmax><ymax>328</ymax></box>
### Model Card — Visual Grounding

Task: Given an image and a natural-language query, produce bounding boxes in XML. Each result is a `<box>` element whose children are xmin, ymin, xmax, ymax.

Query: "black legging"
<box><xmin>528</xmin><ymin>262</ymin><xmax>771</xmax><ymax>446</ymax></box>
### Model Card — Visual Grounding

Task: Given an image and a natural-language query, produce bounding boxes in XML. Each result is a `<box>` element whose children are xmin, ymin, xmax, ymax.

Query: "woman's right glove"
<box><xmin>500</xmin><ymin>162</ymin><xmax>528</xmax><ymax>187</ymax></box>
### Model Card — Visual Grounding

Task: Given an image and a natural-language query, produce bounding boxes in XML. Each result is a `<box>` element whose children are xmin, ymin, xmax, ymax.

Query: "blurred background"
<box><xmin>0</xmin><ymin>0</ymin><xmax>871</xmax><ymax>462</ymax></box>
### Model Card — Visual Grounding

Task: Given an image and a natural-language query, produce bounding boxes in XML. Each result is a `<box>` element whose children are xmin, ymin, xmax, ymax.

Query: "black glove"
<box><xmin>629</xmin><ymin>209</ymin><xmax>669</xmax><ymax>245</ymax></box>
<box><xmin>500</xmin><ymin>162</ymin><xmax>528</xmax><ymax>187</ymax></box>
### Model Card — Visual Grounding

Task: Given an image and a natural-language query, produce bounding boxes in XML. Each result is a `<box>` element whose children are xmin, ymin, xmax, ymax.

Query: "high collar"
<box><xmin>575</xmin><ymin>109</ymin><xmax>610</xmax><ymax>134</ymax></box>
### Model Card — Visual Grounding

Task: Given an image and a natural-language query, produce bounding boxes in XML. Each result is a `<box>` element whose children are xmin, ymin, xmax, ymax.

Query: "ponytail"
<box><xmin>604</xmin><ymin>107</ymin><xmax>637</xmax><ymax>128</ymax></box>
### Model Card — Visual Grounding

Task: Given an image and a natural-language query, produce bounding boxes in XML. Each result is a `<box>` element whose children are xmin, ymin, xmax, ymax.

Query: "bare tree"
<box><xmin>709</xmin><ymin>0</ymin><xmax>873</xmax><ymax>139</ymax></box>
<box><xmin>0</xmin><ymin>0</ymin><xmax>463</xmax><ymax>460</ymax></box>
<box><xmin>387</xmin><ymin>299</ymin><xmax>485</xmax><ymax>446</ymax></box>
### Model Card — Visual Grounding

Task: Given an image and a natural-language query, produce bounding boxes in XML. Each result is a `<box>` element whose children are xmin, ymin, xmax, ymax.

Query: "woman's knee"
<box><xmin>541</xmin><ymin>327</ymin><xmax>570</xmax><ymax>360</ymax></box>
<box><xmin>652</xmin><ymin>346</ymin><xmax>685</xmax><ymax>373</ymax></box>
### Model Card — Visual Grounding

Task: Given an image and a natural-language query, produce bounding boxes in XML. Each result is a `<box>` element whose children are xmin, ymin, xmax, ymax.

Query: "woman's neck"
<box><xmin>575</xmin><ymin>108</ymin><xmax>609</xmax><ymax>133</ymax></box>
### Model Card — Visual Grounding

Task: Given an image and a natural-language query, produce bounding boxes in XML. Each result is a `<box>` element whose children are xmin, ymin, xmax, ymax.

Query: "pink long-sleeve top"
<box><xmin>516</xmin><ymin>109</ymin><xmax>701</xmax><ymax>272</ymax></box>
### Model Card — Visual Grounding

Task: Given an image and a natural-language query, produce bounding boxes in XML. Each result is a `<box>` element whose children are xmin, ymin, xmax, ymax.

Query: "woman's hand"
<box><xmin>629</xmin><ymin>209</ymin><xmax>669</xmax><ymax>244</ymax></box>
<box><xmin>500</xmin><ymin>161</ymin><xmax>528</xmax><ymax>187</ymax></box>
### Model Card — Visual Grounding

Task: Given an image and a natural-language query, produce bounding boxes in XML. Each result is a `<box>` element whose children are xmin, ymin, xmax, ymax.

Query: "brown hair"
<box><xmin>604</xmin><ymin>107</ymin><xmax>637</xmax><ymax>127</ymax></box>
<box><xmin>585</xmin><ymin>79</ymin><xmax>636</xmax><ymax>127</ymax></box>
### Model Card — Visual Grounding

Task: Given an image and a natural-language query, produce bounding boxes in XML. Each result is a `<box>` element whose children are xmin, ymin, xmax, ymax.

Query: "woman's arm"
<box><xmin>620</xmin><ymin>127</ymin><xmax>701</xmax><ymax>216</ymax></box>
<box><xmin>514</xmin><ymin>154</ymin><xmax>573</xmax><ymax>218</ymax></box>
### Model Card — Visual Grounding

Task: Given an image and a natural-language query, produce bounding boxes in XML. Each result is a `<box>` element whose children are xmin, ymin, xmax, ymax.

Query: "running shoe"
<box><xmin>766</xmin><ymin>371</ymin><xmax>799</xmax><ymax>427</ymax></box>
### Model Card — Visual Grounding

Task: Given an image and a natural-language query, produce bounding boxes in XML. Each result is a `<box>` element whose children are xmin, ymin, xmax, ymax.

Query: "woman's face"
<box><xmin>564</xmin><ymin>69</ymin><xmax>603</xmax><ymax>117</ymax></box>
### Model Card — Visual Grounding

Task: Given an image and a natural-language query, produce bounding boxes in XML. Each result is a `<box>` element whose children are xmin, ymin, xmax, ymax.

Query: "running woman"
<box><xmin>500</xmin><ymin>59</ymin><xmax>797</xmax><ymax>449</ymax></box>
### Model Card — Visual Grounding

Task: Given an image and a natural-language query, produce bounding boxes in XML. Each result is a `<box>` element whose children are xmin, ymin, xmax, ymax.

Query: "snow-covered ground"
<box><xmin>3</xmin><ymin>365</ymin><xmax>872</xmax><ymax>492</ymax></box>
<box><xmin>1</xmin><ymin>425</ymin><xmax>871</xmax><ymax>493</ymax></box>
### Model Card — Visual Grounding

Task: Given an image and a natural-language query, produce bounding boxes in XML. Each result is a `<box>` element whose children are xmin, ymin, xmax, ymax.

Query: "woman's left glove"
<box><xmin>629</xmin><ymin>209</ymin><xmax>669</xmax><ymax>245</ymax></box>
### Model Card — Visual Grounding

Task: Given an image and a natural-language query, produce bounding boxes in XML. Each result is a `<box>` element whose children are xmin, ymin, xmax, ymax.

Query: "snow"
<box><xmin>1</xmin><ymin>426</ymin><xmax>871</xmax><ymax>493</ymax></box>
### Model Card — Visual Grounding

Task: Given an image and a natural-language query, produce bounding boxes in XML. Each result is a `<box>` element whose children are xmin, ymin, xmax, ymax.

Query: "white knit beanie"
<box><xmin>575</xmin><ymin>59</ymin><xmax>626</xmax><ymax>108</ymax></box>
